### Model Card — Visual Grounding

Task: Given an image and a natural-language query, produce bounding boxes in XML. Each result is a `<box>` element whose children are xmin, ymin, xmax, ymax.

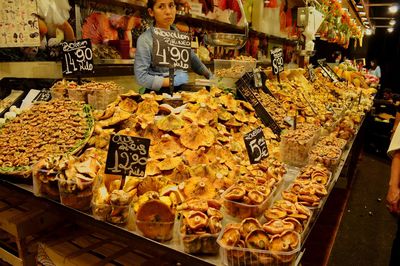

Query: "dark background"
<box><xmin>312</xmin><ymin>0</ymin><xmax>400</xmax><ymax>94</ymax></box>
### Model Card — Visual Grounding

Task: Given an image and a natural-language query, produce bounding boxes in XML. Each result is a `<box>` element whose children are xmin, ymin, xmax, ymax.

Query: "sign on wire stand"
<box><xmin>236</xmin><ymin>73</ymin><xmax>282</xmax><ymax>136</ymax></box>
<box><xmin>308</xmin><ymin>65</ymin><xmax>316</xmax><ymax>82</ymax></box>
<box><xmin>152</xmin><ymin>28</ymin><xmax>191</xmax><ymax>70</ymax></box>
<box><xmin>270</xmin><ymin>48</ymin><xmax>284</xmax><ymax>84</ymax></box>
<box><xmin>244</xmin><ymin>127</ymin><xmax>269</xmax><ymax>164</ymax></box>
<box><xmin>60</xmin><ymin>39</ymin><xmax>94</xmax><ymax>76</ymax></box>
<box><xmin>317</xmin><ymin>59</ymin><xmax>339</xmax><ymax>83</ymax></box>
<box><xmin>105</xmin><ymin>134</ymin><xmax>150</xmax><ymax>178</ymax></box>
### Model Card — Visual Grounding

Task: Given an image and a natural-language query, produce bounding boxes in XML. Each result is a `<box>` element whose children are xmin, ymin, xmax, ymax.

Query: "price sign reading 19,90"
<box><xmin>270</xmin><ymin>48</ymin><xmax>284</xmax><ymax>75</ymax></box>
<box><xmin>244</xmin><ymin>127</ymin><xmax>269</xmax><ymax>164</ymax></box>
<box><xmin>60</xmin><ymin>39</ymin><xmax>94</xmax><ymax>76</ymax></box>
<box><xmin>152</xmin><ymin>28</ymin><xmax>191</xmax><ymax>70</ymax></box>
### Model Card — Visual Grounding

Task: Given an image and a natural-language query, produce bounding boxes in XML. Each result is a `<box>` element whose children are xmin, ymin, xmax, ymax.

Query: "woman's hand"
<box><xmin>174</xmin><ymin>72</ymin><xmax>189</xmax><ymax>86</ymax></box>
<box><xmin>387</xmin><ymin>185</ymin><xmax>400</xmax><ymax>215</ymax></box>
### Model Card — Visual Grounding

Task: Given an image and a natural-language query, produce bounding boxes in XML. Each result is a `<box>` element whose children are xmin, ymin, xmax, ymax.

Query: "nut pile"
<box><xmin>280</xmin><ymin>124</ymin><xmax>320</xmax><ymax>167</ymax></box>
<box><xmin>0</xmin><ymin>100</ymin><xmax>91</xmax><ymax>172</ymax></box>
<box><xmin>309</xmin><ymin>145</ymin><xmax>342</xmax><ymax>170</ymax></box>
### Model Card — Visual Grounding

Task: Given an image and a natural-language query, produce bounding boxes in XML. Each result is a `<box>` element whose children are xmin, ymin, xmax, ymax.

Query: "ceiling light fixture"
<box><xmin>361</xmin><ymin>17</ymin><xmax>368</xmax><ymax>21</ymax></box>
<box><xmin>359</xmin><ymin>11</ymin><xmax>366</xmax><ymax>16</ymax></box>
<box><xmin>365</xmin><ymin>28</ymin><xmax>373</xmax><ymax>35</ymax></box>
<box><xmin>389</xmin><ymin>5</ymin><xmax>399</xmax><ymax>14</ymax></box>
<box><xmin>389</xmin><ymin>19</ymin><xmax>396</xmax><ymax>26</ymax></box>
<box><xmin>387</xmin><ymin>27</ymin><xmax>394</xmax><ymax>33</ymax></box>
<box><xmin>356</xmin><ymin>4</ymin><xmax>363</xmax><ymax>9</ymax></box>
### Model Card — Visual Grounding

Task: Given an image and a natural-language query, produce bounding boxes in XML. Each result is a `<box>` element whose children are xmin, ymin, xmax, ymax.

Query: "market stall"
<box><xmin>0</xmin><ymin>0</ymin><xmax>378</xmax><ymax>265</ymax></box>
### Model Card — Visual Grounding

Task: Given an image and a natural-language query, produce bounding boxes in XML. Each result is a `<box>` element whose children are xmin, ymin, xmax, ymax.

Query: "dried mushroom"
<box><xmin>155</xmin><ymin>114</ymin><xmax>184</xmax><ymax>131</ymax></box>
<box><xmin>220</xmin><ymin>227</ymin><xmax>241</xmax><ymax>247</ymax></box>
<box><xmin>182</xmin><ymin>177</ymin><xmax>216</xmax><ymax>200</ymax></box>
<box><xmin>248</xmin><ymin>190</ymin><xmax>265</xmax><ymax>204</ymax></box>
<box><xmin>262</xmin><ymin>219</ymin><xmax>295</xmax><ymax>235</ymax></box>
<box><xmin>208</xmin><ymin>216</ymin><xmax>222</xmax><ymax>234</ymax></box>
<box><xmin>185</xmin><ymin>211</ymin><xmax>208</xmax><ymax>231</ymax></box>
<box><xmin>207</xmin><ymin>208</ymin><xmax>223</xmax><ymax>220</ymax></box>
<box><xmin>264</xmin><ymin>208</ymin><xmax>287</xmax><ymax>220</ymax></box>
<box><xmin>224</xmin><ymin>186</ymin><xmax>246</xmax><ymax>201</ymax></box>
<box><xmin>239</xmin><ymin>218</ymin><xmax>262</xmax><ymax>238</ymax></box>
<box><xmin>245</xmin><ymin>229</ymin><xmax>269</xmax><ymax>250</ymax></box>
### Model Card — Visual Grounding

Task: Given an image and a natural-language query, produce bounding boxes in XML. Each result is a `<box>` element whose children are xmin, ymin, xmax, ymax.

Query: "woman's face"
<box><xmin>148</xmin><ymin>0</ymin><xmax>176</xmax><ymax>29</ymax></box>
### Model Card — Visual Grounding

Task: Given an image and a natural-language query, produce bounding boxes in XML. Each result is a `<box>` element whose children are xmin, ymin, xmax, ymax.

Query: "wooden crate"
<box><xmin>0</xmin><ymin>185</ymin><xmax>60</xmax><ymax>266</ymax></box>
<box><xmin>37</xmin><ymin>226</ymin><xmax>157</xmax><ymax>266</ymax></box>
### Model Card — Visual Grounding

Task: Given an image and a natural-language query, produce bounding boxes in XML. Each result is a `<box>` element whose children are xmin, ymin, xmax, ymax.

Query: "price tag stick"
<box><xmin>169</xmin><ymin>68</ymin><xmax>174</xmax><ymax>95</ymax></box>
<box><xmin>358</xmin><ymin>90</ymin><xmax>362</xmax><ymax>106</ymax></box>
<box><xmin>77</xmin><ymin>75</ymin><xmax>82</xmax><ymax>85</ymax></box>
<box><xmin>120</xmin><ymin>175</ymin><xmax>126</xmax><ymax>190</ymax></box>
<box><xmin>277</xmin><ymin>72</ymin><xmax>281</xmax><ymax>86</ymax></box>
<box><xmin>294</xmin><ymin>109</ymin><xmax>297</xmax><ymax>130</ymax></box>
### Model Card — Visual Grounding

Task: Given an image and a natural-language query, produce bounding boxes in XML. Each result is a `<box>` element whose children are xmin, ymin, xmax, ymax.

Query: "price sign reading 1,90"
<box><xmin>152</xmin><ymin>28</ymin><xmax>191</xmax><ymax>70</ymax></box>
<box><xmin>270</xmin><ymin>48</ymin><xmax>284</xmax><ymax>75</ymax></box>
<box><xmin>244</xmin><ymin>127</ymin><xmax>269</xmax><ymax>164</ymax></box>
<box><xmin>60</xmin><ymin>39</ymin><xmax>94</xmax><ymax>76</ymax></box>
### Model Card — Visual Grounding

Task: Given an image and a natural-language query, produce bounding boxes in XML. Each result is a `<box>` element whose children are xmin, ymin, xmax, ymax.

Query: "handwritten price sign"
<box><xmin>244</xmin><ymin>127</ymin><xmax>269</xmax><ymax>164</ymax></box>
<box><xmin>152</xmin><ymin>28</ymin><xmax>191</xmax><ymax>70</ymax></box>
<box><xmin>60</xmin><ymin>39</ymin><xmax>94</xmax><ymax>76</ymax></box>
<box><xmin>270</xmin><ymin>48</ymin><xmax>284</xmax><ymax>75</ymax></box>
<box><xmin>105</xmin><ymin>134</ymin><xmax>150</xmax><ymax>178</ymax></box>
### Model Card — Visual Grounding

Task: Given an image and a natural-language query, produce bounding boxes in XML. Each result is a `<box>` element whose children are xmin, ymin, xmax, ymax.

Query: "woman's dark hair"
<box><xmin>147</xmin><ymin>0</ymin><xmax>156</xmax><ymax>8</ymax></box>
<box><xmin>147</xmin><ymin>0</ymin><xmax>177</xmax><ymax>9</ymax></box>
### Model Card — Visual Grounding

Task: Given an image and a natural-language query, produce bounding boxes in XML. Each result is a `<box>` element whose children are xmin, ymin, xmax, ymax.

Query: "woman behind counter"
<box><xmin>134</xmin><ymin>0</ymin><xmax>212</xmax><ymax>92</ymax></box>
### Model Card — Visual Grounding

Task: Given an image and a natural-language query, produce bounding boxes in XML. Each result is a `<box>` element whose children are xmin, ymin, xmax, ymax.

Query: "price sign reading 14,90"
<box><xmin>244</xmin><ymin>127</ymin><xmax>269</xmax><ymax>164</ymax></box>
<box><xmin>60</xmin><ymin>39</ymin><xmax>94</xmax><ymax>76</ymax></box>
<box><xmin>152</xmin><ymin>28</ymin><xmax>191</xmax><ymax>70</ymax></box>
<box><xmin>105</xmin><ymin>134</ymin><xmax>150</xmax><ymax>178</ymax></box>
<box><xmin>270</xmin><ymin>48</ymin><xmax>284</xmax><ymax>75</ymax></box>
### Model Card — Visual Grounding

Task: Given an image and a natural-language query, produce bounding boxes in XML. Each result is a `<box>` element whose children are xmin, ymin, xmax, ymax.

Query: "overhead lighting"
<box><xmin>365</xmin><ymin>28</ymin><xmax>373</xmax><ymax>35</ymax></box>
<box><xmin>389</xmin><ymin>5</ymin><xmax>399</xmax><ymax>14</ymax></box>
<box><xmin>359</xmin><ymin>11</ymin><xmax>366</xmax><ymax>16</ymax></box>
<box><xmin>364</xmin><ymin>21</ymin><xmax>370</xmax><ymax>25</ymax></box>
<box><xmin>389</xmin><ymin>19</ymin><xmax>396</xmax><ymax>26</ymax></box>
<box><xmin>388</xmin><ymin>27</ymin><xmax>394</xmax><ymax>33</ymax></box>
<box><xmin>356</xmin><ymin>4</ymin><xmax>363</xmax><ymax>9</ymax></box>
<box><xmin>361</xmin><ymin>17</ymin><xmax>368</xmax><ymax>21</ymax></box>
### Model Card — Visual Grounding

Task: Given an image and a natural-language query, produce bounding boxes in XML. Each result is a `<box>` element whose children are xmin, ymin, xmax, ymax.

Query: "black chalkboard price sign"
<box><xmin>236</xmin><ymin>73</ymin><xmax>282</xmax><ymax>136</ymax></box>
<box><xmin>60</xmin><ymin>39</ymin><xmax>94</xmax><ymax>76</ymax></box>
<box><xmin>244</xmin><ymin>127</ymin><xmax>269</xmax><ymax>164</ymax></box>
<box><xmin>152</xmin><ymin>28</ymin><xmax>191</xmax><ymax>70</ymax></box>
<box><xmin>270</xmin><ymin>48</ymin><xmax>284</xmax><ymax>76</ymax></box>
<box><xmin>105</xmin><ymin>134</ymin><xmax>150</xmax><ymax>178</ymax></box>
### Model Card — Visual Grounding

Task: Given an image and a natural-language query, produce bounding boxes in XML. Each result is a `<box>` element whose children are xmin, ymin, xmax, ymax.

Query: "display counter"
<box><xmin>0</xmin><ymin>115</ymin><xmax>367</xmax><ymax>266</ymax></box>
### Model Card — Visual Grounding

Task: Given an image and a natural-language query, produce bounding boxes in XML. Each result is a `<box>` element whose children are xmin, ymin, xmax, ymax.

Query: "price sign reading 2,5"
<box><xmin>244</xmin><ymin>127</ymin><xmax>269</xmax><ymax>164</ymax></box>
<box><xmin>60</xmin><ymin>39</ymin><xmax>94</xmax><ymax>76</ymax></box>
<box><xmin>105</xmin><ymin>134</ymin><xmax>150</xmax><ymax>178</ymax></box>
<box><xmin>270</xmin><ymin>48</ymin><xmax>284</xmax><ymax>75</ymax></box>
<box><xmin>152</xmin><ymin>28</ymin><xmax>191</xmax><ymax>70</ymax></box>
